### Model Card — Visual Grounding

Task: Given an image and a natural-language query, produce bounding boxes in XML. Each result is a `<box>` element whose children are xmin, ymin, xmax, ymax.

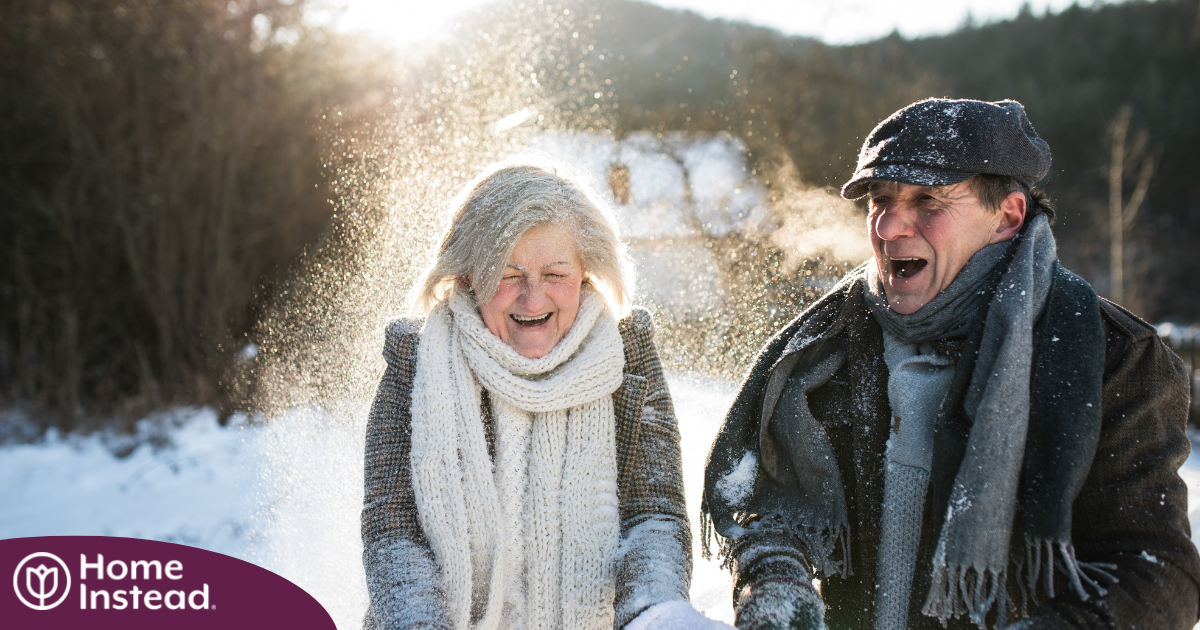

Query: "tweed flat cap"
<box><xmin>840</xmin><ymin>98</ymin><xmax>1052</xmax><ymax>200</ymax></box>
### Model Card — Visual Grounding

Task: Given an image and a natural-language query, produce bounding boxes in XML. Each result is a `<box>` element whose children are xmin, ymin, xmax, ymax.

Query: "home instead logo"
<box><xmin>17</xmin><ymin>552</ymin><xmax>210</xmax><ymax>611</ymax></box>
<box><xmin>2</xmin><ymin>537</ymin><xmax>335</xmax><ymax>630</ymax></box>
<box><xmin>13</xmin><ymin>552</ymin><xmax>71</xmax><ymax>610</ymax></box>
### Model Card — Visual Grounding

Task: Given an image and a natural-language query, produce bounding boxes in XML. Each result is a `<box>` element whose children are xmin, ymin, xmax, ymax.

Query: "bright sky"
<box><xmin>330</xmin><ymin>0</ymin><xmax>1121</xmax><ymax>48</ymax></box>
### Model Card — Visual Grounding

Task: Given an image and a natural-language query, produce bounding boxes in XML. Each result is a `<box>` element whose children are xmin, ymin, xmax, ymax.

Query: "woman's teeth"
<box><xmin>891</xmin><ymin>257</ymin><xmax>928</xmax><ymax>279</ymax></box>
<box><xmin>511</xmin><ymin>313</ymin><xmax>552</xmax><ymax>327</ymax></box>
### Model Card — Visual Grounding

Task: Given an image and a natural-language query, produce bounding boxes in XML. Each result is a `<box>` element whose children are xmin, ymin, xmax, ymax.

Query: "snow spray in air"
<box><xmin>230</xmin><ymin>4</ymin><xmax>875</xmax><ymax>627</ymax></box>
<box><xmin>235</xmin><ymin>4</ymin><xmax>614</xmax><ymax>627</ymax></box>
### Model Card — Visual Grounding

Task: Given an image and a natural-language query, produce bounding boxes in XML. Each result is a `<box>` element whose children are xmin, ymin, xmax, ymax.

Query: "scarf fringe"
<box><xmin>921</xmin><ymin>537</ymin><xmax>1118</xmax><ymax>628</ymax></box>
<box><xmin>700</xmin><ymin>509</ymin><xmax>852</xmax><ymax>579</ymax></box>
<box><xmin>921</xmin><ymin>563</ymin><xmax>1006</xmax><ymax>629</ymax></box>
<box><xmin>1013</xmin><ymin>537</ymin><xmax>1117</xmax><ymax>618</ymax></box>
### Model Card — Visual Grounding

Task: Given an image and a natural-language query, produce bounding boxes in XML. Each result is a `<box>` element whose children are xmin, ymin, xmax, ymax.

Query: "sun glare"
<box><xmin>333</xmin><ymin>0</ymin><xmax>493</xmax><ymax>48</ymax></box>
<box><xmin>332</xmin><ymin>0</ymin><xmax>1117</xmax><ymax>48</ymax></box>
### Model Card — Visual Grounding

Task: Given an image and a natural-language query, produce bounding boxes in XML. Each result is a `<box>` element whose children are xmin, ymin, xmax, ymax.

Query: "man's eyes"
<box><xmin>870</xmin><ymin>193</ymin><xmax>937</xmax><ymax>204</ymax></box>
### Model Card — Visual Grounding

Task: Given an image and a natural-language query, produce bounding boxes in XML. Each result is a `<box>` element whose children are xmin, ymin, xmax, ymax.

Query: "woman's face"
<box><xmin>480</xmin><ymin>223</ymin><xmax>584</xmax><ymax>358</ymax></box>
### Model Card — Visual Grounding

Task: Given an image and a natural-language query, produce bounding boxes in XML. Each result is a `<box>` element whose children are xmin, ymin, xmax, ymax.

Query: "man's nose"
<box><xmin>874</xmin><ymin>202</ymin><xmax>916</xmax><ymax>241</ymax></box>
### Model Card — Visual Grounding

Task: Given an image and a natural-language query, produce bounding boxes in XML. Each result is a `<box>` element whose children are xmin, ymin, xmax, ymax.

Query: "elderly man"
<box><xmin>701</xmin><ymin>98</ymin><xmax>1200</xmax><ymax>630</ymax></box>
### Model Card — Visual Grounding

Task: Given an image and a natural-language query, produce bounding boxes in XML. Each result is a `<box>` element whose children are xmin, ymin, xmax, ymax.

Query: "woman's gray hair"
<box><xmin>411</xmin><ymin>152</ymin><xmax>635</xmax><ymax>316</ymax></box>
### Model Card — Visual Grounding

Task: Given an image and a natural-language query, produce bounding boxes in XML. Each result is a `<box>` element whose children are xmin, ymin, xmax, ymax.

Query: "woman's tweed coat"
<box><xmin>710</xmin><ymin>277</ymin><xmax>1200</xmax><ymax>630</ymax></box>
<box><xmin>361</xmin><ymin>307</ymin><xmax>691</xmax><ymax>629</ymax></box>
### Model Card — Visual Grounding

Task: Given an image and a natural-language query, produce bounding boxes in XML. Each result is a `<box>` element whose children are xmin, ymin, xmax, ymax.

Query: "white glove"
<box><xmin>626</xmin><ymin>600</ymin><xmax>737</xmax><ymax>630</ymax></box>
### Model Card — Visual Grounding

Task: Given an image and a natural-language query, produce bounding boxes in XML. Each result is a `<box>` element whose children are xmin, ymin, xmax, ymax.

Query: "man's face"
<box><xmin>867</xmin><ymin>180</ymin><xmax>1014</xmax><ymax>314</ymax></box>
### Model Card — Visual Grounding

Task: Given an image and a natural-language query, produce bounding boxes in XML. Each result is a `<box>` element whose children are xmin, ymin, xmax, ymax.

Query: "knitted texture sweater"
<box><xmin>361</xmin><ymin>308</ymin><xmax>692</xmax><ymax>630</ymax></box>
<box><xmin>873</xmin><ymin>333</ymin><xmax>955</xmax><ymax>629</ymax></box>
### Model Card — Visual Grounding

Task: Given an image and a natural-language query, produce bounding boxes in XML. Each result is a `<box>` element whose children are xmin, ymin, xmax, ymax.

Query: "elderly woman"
<box><xmin>361</xmin><ymin>156</ymin><xmax>724</xmax><ymax>630</ymax></box>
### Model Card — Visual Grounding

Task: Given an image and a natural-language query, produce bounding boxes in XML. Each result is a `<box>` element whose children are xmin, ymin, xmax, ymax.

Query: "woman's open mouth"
<box><xmin>510</xmin><ymin>313</ymin><xmax>552</xmax><ymax>327</ymax></box>
<box><xmin>891</xmin><ymin>257</ymin><xmax>928</xmax><ymax>279</ymax></box>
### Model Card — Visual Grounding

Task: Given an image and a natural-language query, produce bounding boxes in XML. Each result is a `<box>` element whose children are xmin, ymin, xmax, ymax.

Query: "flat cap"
<box><xmin>840</xmin><ymin>98</ymin><xmax>1052</xmax><ymax>200</ymax></box>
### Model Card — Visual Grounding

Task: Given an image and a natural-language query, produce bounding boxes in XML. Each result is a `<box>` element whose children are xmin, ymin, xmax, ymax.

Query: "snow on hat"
<box><xmin>840</xmin><ymin>98</ymin><xmax>1052</xmax><ymax>200</ymax></box>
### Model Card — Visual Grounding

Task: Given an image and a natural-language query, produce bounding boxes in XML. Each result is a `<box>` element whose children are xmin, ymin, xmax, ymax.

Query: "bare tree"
<box><xmin>1108</xmin><ymin>104</ymin><xmax>1155</xmax><ymax>307</ymax></box>
<box><xmin>0</xmin><ymin>0</ymin><xmax>391</xmax><ymax>425</ymax></box>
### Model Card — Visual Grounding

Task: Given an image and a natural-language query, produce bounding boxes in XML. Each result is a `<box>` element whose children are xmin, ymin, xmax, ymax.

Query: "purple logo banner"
<box><xmin>2</xmin><ymin>536</ymin><xmax>335</xmax><ymax>629</ymax></box>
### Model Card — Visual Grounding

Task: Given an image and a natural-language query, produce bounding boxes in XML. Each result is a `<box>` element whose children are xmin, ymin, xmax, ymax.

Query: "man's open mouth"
<box><xmin>891</xmin><ymin>257</ymin><xmax>928</xmax><ymax>279</ymax></box>
<box><xmin>511</xmin><ymin>313</ymin><xmax>552</xmax><ymax>327</ymax></box>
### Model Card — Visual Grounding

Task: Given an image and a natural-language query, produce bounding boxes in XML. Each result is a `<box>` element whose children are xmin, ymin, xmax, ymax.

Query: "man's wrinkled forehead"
<box><xmin>866</xmin><ymin>179</ymin><xmax>974</xmax><ymax>200</ymax></box>
<box><xmin>867</xmin><ymin>180</ymin><xmax>906</xmax><ymax>196</ymax></box>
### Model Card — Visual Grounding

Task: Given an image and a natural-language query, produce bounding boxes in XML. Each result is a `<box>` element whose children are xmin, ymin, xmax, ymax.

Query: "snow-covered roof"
<box><xmin>529</xmin><ymin>130</ymin><xmax>772</xmax><ymax>241</ymax></box>
<box><xmin>528</xmin><ymin>130</ymin><xmax>772</xmax><ymax>321</ymax></box>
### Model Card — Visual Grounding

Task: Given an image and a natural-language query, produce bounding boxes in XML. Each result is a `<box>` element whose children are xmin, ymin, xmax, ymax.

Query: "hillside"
<box><xmin>582</xmin><ymin>0</ymin><xmax>1200</xmax><ymax>320</ymax></box>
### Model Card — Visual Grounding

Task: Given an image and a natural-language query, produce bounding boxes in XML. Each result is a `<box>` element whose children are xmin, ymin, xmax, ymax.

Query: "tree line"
<box><xmin>2</xmin><ymin>0</ymin><xmax>1196</xmax><ymax>427</ymax></box>
<box><xmin>0</xmin><ymin>0</ymin><xmax>391</xmax><ymax>428</ymax></box>
<box><xmin>586</xmin><ymin>0</ymin><xmax>1200</xmax><ymax>320</ymax></box>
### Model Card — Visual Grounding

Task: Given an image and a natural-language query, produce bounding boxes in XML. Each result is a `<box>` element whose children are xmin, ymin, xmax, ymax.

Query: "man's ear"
<box><xmin>990</xmin><ymin>190</ymin><xmax>1027</xmax><ymax>244</ymax></box>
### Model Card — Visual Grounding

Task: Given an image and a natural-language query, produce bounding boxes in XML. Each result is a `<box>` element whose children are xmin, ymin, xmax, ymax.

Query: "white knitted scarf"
<box><xmin>410</xmin><ymin>288</ymin><xmax>625</xmax><ymax>630</ymax></box>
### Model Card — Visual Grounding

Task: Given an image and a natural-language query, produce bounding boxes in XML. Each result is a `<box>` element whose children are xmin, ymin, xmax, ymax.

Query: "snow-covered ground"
<box><xmin>3</xmin><ymin>375</ymin><xmax>1200</xmax><ymax>628</ymax></box>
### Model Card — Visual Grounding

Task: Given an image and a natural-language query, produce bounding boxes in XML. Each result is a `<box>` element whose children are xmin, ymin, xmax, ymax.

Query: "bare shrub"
<box><xmin>0</xmin><ymin>0</ymin><xmax>389</xmax><ymax>429</ymax></box>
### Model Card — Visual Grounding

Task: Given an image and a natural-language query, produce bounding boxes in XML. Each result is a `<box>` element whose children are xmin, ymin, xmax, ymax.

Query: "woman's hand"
<box><xmin>626</xmin><ymin>600</ymin><xmax>737</xmax><ymax>630</ymax></box>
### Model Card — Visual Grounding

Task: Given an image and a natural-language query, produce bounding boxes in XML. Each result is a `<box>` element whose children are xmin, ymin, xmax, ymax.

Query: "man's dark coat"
<box><xmin>705</xmin><ymin>269</ymin><xmax>1200</xmax><ymax>629</ymax></box>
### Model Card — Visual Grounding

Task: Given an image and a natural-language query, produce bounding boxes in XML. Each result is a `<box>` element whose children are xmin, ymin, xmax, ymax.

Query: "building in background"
<box><xmin>531</xmin><ymin>131</ymin><xmax>773</xmax><ymax>323</ymax></box>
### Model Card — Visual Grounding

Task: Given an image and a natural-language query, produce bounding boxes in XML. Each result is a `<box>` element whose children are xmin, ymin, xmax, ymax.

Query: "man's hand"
<box><xmin>734</xmin><ymin>578</ymin><xmax>827</xmax><ymax>630</ymax></box>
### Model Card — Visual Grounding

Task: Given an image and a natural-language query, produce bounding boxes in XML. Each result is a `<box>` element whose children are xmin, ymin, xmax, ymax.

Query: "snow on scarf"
<box><xmin>409</xmin><ymin>287</ymin><xmax>625</xmax><ymax>630</ymax></box>
<box><xmin>703</xmin><ymin>214</ymin><xmax>1113</xmax><ymax>628</ymax></box>
<box><xmin>872</xmin><ymin>215</ymin><xmax>1114</xmax><ymax>627</ymax></box>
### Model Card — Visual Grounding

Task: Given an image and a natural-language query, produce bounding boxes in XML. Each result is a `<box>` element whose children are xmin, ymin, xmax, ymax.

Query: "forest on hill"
<box><xmin>586</xmin><ymin>0</ymin><xmax>1200</xmax><ymax>321</ymax></box>
<box><xmin>2</xmin><ymin>0</ymin><xmax>1197</xmax><ymax>425</ymax></box>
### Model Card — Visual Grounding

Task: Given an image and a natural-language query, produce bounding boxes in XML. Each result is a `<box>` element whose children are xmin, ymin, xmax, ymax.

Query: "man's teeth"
<box><xmin>891</xmin><ymin>257</ymin><xmax>927</xmax><ymax>278</ymax></box>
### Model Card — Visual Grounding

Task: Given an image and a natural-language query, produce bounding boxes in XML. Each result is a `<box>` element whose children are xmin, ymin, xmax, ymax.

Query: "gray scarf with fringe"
<box><xmin>702</xmin><ymin>214</ymin><xmax>1114</xmax><ymax>628</ymax></box>
<box><xmin>867</xmin><ymin>214</ymin><xmax>1114</xmax><ymax>626</ymax></box>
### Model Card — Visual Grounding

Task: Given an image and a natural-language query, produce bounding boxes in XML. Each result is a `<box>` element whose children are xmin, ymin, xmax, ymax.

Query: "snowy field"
<box><xmin>3</xmin><ymin>374</ymin><xmax>1200</xmax><ymax>628</ymax></box>
<box><xmin>0</xmin><ymin>375</ymin><xmax>737</xmax><ymax>627</ymax></box>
